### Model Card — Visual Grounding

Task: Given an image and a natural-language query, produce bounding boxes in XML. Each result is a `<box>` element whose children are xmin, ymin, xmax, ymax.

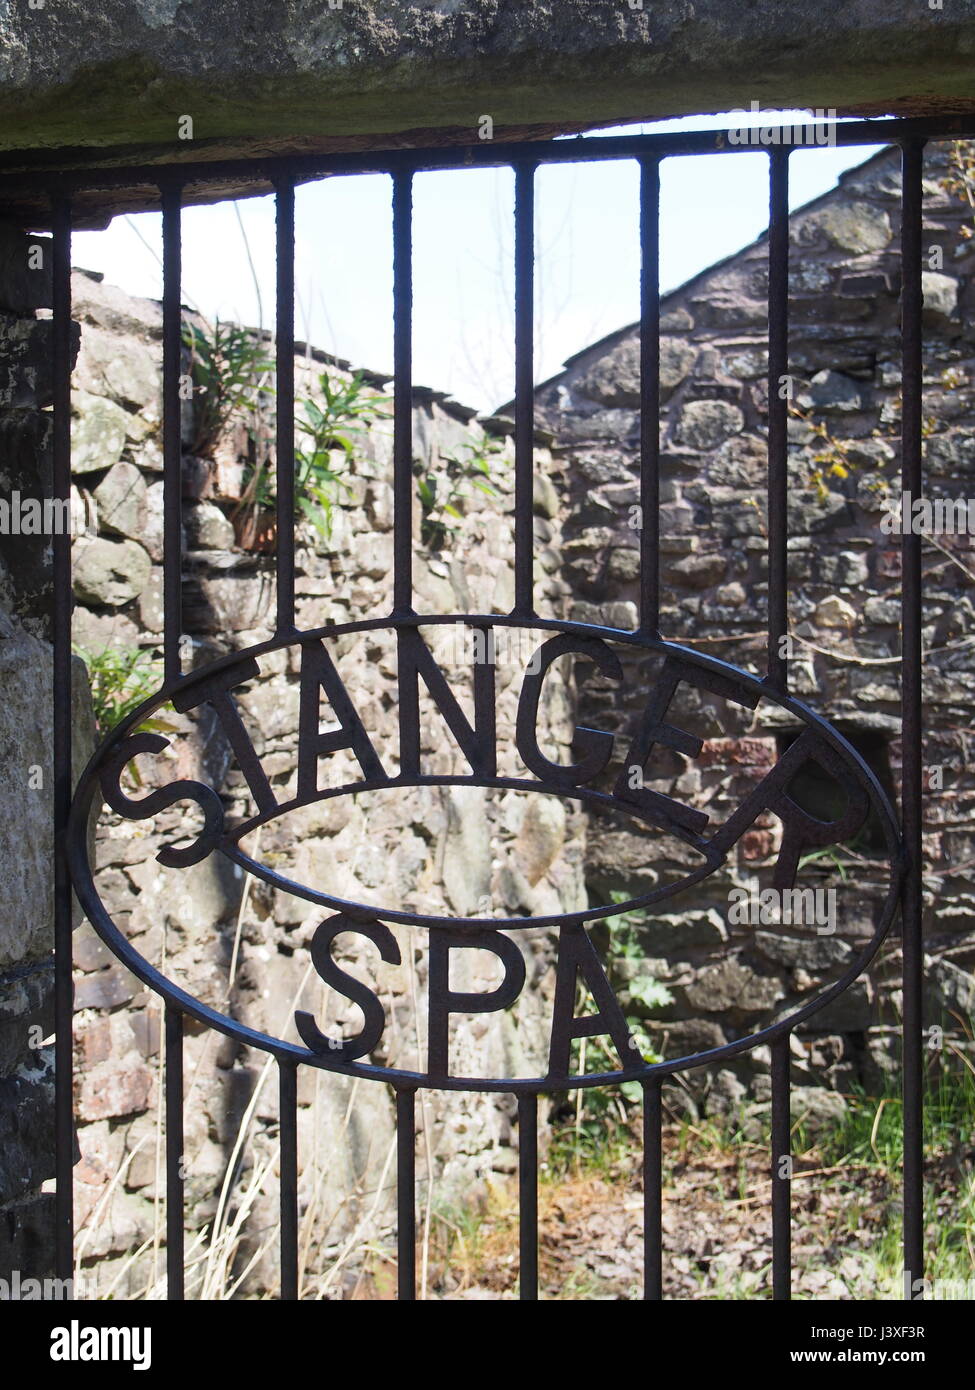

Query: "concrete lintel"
<box><xmin>0</xmin><ymin>1</ymin><xmax>974</xmax><ymax>220</ymax></box>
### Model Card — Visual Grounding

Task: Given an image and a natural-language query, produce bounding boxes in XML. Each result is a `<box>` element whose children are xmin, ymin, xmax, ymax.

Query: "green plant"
<box><xmin>182</xmin><ymin>318</ymin><xmax>390</xmax><ymax>546</ymax></box>
<box><xmin>182</xmin><ymin>317</ymin><xmax>276</xmax><ymax>550</ymax></box>
<box><xmin>294</xmin><ymin>370</ymin><xmax>388</xmax><ymax>539</ymax></box>
<box><xmin>182</xmin><ymin>318</ymin><xmax>274</xmax><ymax>461</ymax></box>
<box><xmin>416</xmin><ymin>441</ymin><xmax>505</xmax><ymax>550</ymax></box>
<box><xmin>76</xmin><ymin>646</ymin><xmax>174</xmax><ymax>787</ymax></box>
<box><xmin>811</xmin><ymin>1033</ymin><xmax>975</xmax><ymax>1170</ymax></box>
<box><xmin>791</xmin><ymin>406</ymin><xmax>856</xmax><ymax>501</ymax></box>
<box><xmin>794</xmin><ymin>1030</ymin><xmax>975</xmax><ymax>1295</ymax></box>
<box><xmin>76</xmin><ymin>644</ymin><xmax>168</xmax><ymax>738</ymax></box>
<box><xmin>797</xmin><ymin>844</ymin><xmax>850</xmax><ymax>880</ymax></box>
<box><xmin>787</xmin><ymin>401</ymin><xmax>903</xmax><ymax>504</ymax></box>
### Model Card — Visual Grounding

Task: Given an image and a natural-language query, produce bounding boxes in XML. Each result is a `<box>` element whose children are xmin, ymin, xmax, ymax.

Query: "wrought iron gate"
<box><xmin>27</xmin><ymin>114</ymin><xmax>974</xmax><ymax>1299</ymax></box>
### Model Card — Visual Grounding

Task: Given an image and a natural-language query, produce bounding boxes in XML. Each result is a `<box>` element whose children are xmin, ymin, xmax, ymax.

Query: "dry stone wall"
<box><xmin>533</xmin><ymin>140</ymin><xmax>975</xmax><ymax>1122</ymax></box>
<box><xmin>66</xmin><ymin>272</ymin><xmax>583</xmax><ymax>1296</ymax></box>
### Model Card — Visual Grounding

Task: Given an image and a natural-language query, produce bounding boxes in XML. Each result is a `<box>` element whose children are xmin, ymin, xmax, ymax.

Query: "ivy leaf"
<box><xmin>628</xmin><ymin>976</ymin><xmax>674</xmax><ymax>1012</ymax></box>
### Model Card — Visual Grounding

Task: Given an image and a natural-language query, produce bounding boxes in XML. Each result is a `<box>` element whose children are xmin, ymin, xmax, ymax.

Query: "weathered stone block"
<box><xmin>0</xmin><ymin>1192</ymin><xmax>55</xmax><ymax>1282</ymax></box>
<box><xmin>799</xmin><ymin>369</ymin><xmax>864</xmax><ymax>414</ymax></box>
<box><xmin>787</xmin><ymin>489</ymin><xmax>850</xmax><ymax>534</ymax></box>
<box><xmin>73</xmin><ymin>325</ymin><xmax>160</xmax><ymax>415</ymax></box>
<box><xmin>637</xmin><ymin>909</ymin><xmax>727</xmax><ymax>953</ymax></box>
<box><xmin>683</xmin><ymin>958</ymin><xmax>781</xmax><ymax>1014</ymax></box>
<box><xmin>71</xmin><ymin>390</ymin><xmax>130</xmax><ymax>475</ymax></box>
<box><xmin>921</xmin><ymin>271</ymin><xmax>959</xmax><ymax>326</ymax></box>
<box><xmin>0</xmin><ymin>1049</ymin><xmax>55</xmax><ymax>1203</ymax></box>
<box><xmin>576</xmin><ymin>335</ymin><xmax>696</xmax><ymax>408</ymax></box>
<box><xmin>926</xmin><ymin>431</ymin><xmax>975</xmax><ymax>474</ymax></box>
<box><xmin>184</xmin><ymin>500</ymin><xmax>236</xmax><ymax>551</ymax></box>
<box><xmin>790</xmin><ymin>1086</ymin><xmax>848</xmax><ymax>1134</ymax></box>
<box><xmin>72</xmin><ymin>535</ymin><xmax>152</xmax><ymax>607</ymax></box>
<box><xmin>794</xmin><ymin>202</ymin><xmax>892</xmax><ymax>254</ymax></box>
<box><xmin>798</xmin><ymin>978</ymin><xmax>873</xmax><ymax>1033</ymax></box>
<box><xmin>674</xmin><ymin>399</ymin><xmax>745</xmax><ymax>451</ymax></box>
<box><xmin>926</xmin><ymin>957</ymin><xmax>975</xmax><ymax>1019</ymax></box>
<box><xmin>93</xmin><ymin>460</ymin><xmax>147</xmax><ymax>538</ymax></box>
<box><xmin>0</xmin><ymin>615</ymin><xmax>94</xmax><ymax>969</ymax></box>
<box><xmin>753</xmin><ymin>931</ymin><xmax>852</xmax><ymax>971</ymax></box>
<box><xmin>76</xmin><ymin>1060</ymin><xmax>154</xmax><ymax>1122</ymax></box>
<box><xmin>815</xmin><ymin>595</ymin><xmax>857</xmax><ymax>628</ymax></box>
<box><xmin>74</xmin><ymin>968</ymin><xmax>139</xmax><ymax>1012</ymax></box>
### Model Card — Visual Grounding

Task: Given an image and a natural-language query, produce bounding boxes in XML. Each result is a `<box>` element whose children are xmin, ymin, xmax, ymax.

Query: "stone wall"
<box><xmin>67</xmin><ymin>272</ymin><xmax>581</xmax><ymax>1297</ymax></box>
<box><xmin>533</xmin><ymin>139</ymin><xmax>975</xmax><ymax>1120</ymax></box>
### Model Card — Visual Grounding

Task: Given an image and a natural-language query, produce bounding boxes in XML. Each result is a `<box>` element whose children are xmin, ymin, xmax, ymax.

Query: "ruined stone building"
<box><xmin>531</xmin><ymin>138</ymin><xmax>975</xmax><ymax>1112</ymax></box>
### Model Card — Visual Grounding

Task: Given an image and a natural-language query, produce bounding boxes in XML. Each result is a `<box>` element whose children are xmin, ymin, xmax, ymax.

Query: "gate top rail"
<box><xmin>4</xmin><ymin>113</ymin><xmax>975</xmax><ymax>204</ymax></box>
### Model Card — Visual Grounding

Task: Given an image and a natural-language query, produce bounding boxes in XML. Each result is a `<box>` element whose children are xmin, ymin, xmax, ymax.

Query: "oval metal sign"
<box><xmin>68</xmin><ymin>617</ymin><xmax>903</xmax><ymax>1092</ymax></box>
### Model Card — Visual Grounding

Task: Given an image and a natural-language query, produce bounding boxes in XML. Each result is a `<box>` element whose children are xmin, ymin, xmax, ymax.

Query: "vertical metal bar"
<box><xmin>51</xmin><ymin>195</ymin><xmax>74</xmax><ymax>1284</ymax></box>
<box><xmin>278</xmin><ymin>1057</ymin><xmax>299</xmax><ymax>1300</ymax></box>
<box><xmin>900</xmin><ymin>138</ymin><xmax>926</xmax><ymax>1299</ymax></box>
<box><xmin>517</xmin><ymin>1092</ymin><xmax>538</xmax><ymax>1300</ymax></box>
<box><xmin>392</xmin><ymin>170</ymin><xmax>414</xmax><ymax>616</ymax></box>
<box><xmin>512</xmin><ymin>161</ymin><xmax>536</xmax><ymax>618</ymax></box>
<box><xmin>642</xmin><ymin>1078</ymin><xmax>663</xmax><ymax>1299</ymax></box>
<box><xmin>766</xmin><ymin>146</ymin><xmax>790</xmax><ymax>693</ymax></box>
<box><xmin>396</xmin><ymin>1087</ymin><xmax>416</xmax><ymax>1300</ymax></box>
<box><xmin>164</xmin><ymin>1007</ymin><xmax>184</xmax><ymax>1299</ymax></box>
<box><xmin>639</xmin><ymin>156</ymin><xmax>661</xmax><ymax>638</ymax></box>
<box><xmin>771</xmin><ymin>1033</ymin><xmax>792</xmax><ymax>1300</ymax></box>
<box><xmin>161</xmin><ymin>182</ymin><xmax>184</xmax><ymax>684</ymax></box>
<box><xmin>275</xmin><ymin>175</ymin><xmax>296</xmax><ymax>636</ymax></box>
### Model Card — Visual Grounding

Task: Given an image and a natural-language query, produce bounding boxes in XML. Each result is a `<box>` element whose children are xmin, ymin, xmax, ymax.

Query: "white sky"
<box><xmin>72</xmin><ymin>113</ymin><xmax>887</xmax><ymax>413</ymax></box>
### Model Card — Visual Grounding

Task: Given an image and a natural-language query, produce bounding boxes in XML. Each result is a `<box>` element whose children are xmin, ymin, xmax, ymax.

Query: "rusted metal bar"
<box><xmin>165</xmin><ymin>1006</ymin><xmax>185</xmax><ymax>1299</ymax></box>
<box><xmin>639</xmin><ymin>156</ymin><xmax>661</xmax><ymax>639</ymax></box>
<box><xmin>161</xmin><ymin>181</ymin><xmax>184</xmax><ymax>684</ymax></box>
<box><xmin>766</xmin><ymin>146</ymin><xmax>790</xmax><ymax>693</ymax></box>
<box><xmin>275</xmin><ymin>175</ymin><xmax>297</xmax><ymax>637</ymax></box>
<box><xmin>513</xmin><ymin>161</ymin><xmax>537</xmax><ymax>618</ymax></box>
<box><xmin>900</xmin><ymin>137</ymin><xmax>926</xmax><ymax>1298</ymax></box>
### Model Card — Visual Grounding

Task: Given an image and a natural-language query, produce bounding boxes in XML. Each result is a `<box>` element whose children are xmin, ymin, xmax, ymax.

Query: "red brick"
<box><xmin>77</xmin><ymin>1061</ymin><xmax>154</xmax><ymax>1122</ymax></box>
